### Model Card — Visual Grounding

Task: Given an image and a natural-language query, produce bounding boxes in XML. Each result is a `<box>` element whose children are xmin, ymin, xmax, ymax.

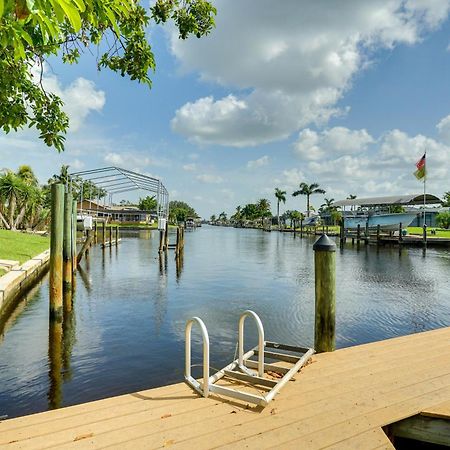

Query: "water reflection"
<box><xmin>0</xmin><ymin>226</ymin><xmax>449</xmax><ymax>419</ymax></box>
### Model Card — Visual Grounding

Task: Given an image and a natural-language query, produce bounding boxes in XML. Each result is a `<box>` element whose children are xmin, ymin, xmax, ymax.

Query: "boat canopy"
<box><xmin>333</xmin><ymin>194</ymin><xmax>442</xmax><ymax>208</ymax></box>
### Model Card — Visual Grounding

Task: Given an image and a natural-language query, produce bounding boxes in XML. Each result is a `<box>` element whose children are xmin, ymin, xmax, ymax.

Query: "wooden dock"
<box><xmin>1</xmin><ymin>326</ymin><xmax>450</xmax><ymax>449</ymax></box>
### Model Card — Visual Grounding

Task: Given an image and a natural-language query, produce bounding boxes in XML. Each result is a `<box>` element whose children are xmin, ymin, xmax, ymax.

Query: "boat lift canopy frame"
<box><xmin>68</xmin><ymin>166</ymin><xmax>169</xmax><ymax>223</ymax></box>
<box><xmin>185</xmin><ymin>310</ymin><xmax>314</xmax><ymax>407</ymax></box>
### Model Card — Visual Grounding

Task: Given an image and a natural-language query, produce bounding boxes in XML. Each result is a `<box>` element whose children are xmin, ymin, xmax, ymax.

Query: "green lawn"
<box><xmin>407</xmin><ymin>227</ymin><xmax>450</xmax><ymax>238</ymax></box>
<box><xmin>0</xmin><ymin>229</ymin><xmax>50</xmax><ymax>267</ymax></box>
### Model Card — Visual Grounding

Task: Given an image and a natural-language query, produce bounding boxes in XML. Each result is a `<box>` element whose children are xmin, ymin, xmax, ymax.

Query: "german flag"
<box><xmin>414</xmin><ymin>153</ymin><xmax>426</xmax><ymax>180</ymax></box>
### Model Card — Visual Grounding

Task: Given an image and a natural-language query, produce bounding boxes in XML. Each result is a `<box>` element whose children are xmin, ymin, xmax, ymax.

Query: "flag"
<box><xmin>414</xmin><ymin>153</ymin><xmax>426</xmax><ymax>180</ymax></box>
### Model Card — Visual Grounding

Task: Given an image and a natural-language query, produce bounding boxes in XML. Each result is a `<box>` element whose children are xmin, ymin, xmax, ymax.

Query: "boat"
<box><xmin>333</xmin><ymin>194</ymin><xmax>443</xmax><ymax>232</ymax></box>
<box><xmin>343</xmin><ymin>212</ymin><xmax>418</xmax><ymax>231</ymax></box>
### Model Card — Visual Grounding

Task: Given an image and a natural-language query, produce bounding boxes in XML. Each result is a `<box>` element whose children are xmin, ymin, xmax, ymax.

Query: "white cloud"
<box><xmin>32</xmin><ymin>64</ymin><xmax>105</xmax><ymax>131</ymax></box>
<box><xmin>196</xmin><ymin>174</ymin><xmax>224</xmax><ymax>184</ymax></box>
<box><xmin>436</xmin><ymin>114</ymin><xmax>450</xmax><ymax>143</ymax></box>
<box><xmin>182</xmin><ymin>163</ymin><xmax>197</xmax><ymax>171</ymax></box>
<box><xmin>68</xmin><ymin>159</ymin><xmax>85</xmax><ymax>170</ymax></box>
<box><xmin>247</xmin><ymin>155</ymin><xmax>269</xmax><ymax>169</ymax></box>
<box><xmin>104</xmin><ymin>152</ymin><xmax>163</xmax><ymax>169</ymax></box>
<box><xmin>170</xmin><ymin>0</ymin><xmax>449</xmax><ymax>147</ymax></box>
<box><xmin>294</xmin><ymin>127</ymin><xmax>374</xmax><ymax>160</ymax></box>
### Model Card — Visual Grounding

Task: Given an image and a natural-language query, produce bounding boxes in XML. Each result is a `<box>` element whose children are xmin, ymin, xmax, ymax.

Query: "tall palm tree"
<box><xmin>292</xmin><ymin>182</ymin><xmax>325</xmax><ymax>217</ymax></box>
<box><xmin>274</xmin><ymin>188</ymin><xmax>286</xmax><ymax>229</ymax></box>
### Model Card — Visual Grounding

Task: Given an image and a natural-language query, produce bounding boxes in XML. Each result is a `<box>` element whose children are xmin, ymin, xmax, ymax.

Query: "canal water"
<box><xmin>0</xmin><ymin>226</ymin><xmax>449</xmax><ymax>418</ymax></box>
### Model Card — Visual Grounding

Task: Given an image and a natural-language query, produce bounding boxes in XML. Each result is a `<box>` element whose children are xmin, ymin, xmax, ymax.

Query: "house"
<box><xmin>77</xmin><ymin>200</ymin><xmax>156</xmax><ymax>223</ymax></box>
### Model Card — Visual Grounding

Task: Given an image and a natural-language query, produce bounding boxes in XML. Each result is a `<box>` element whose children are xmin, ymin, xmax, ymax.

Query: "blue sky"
<box><xmin>2</xmin><ymin>1</ymin><xmax>450</xmax><ymax>218</ymax></box>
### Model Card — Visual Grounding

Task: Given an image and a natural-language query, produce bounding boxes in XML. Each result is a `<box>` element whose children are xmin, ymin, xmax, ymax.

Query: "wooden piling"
<box><xmin>94</xmin><ymin>221</ymin><xmax>98</xmax><ymax>241</ymax></box>
<box><xmin>339</xmin><ymin>218</ymin><xmax>344</xmax><ymax>246</ymax></box>
<box><xmin>423</xmin><ymin>223</ymin><xmax>427</xmax><ymax>247</ymax></box>
<box><xmin>164</xmin><ymin>222</ymin><xmax>169</xmax><ymax>251</ymax></box>
<box><xmin>159</xmin><ymin>230</ymin><xmax>164</xmax><ymax>254</ymax></box>
<box><xmin>377</xmin><ymin>224</ymin><xmax>381</xmax><ymax>245</ymax></box>
<box><xmin>102</xmin><ymin>221</ymin><xmax>106</xmax><ymax>247</ymax></box>
<box><xmin>356</xmin><ymin>224</ymin><xmax>361</xmax><ymax>246</ymax></box>
<box><xmin>300</xmin><ymin>219</ymin><xmax>303</xmax><ymax>237</ymax></box>
<box><xmin>115</xmin><ymin>226</ymin><xmax>119</xmax><ymax>245</ymax></box>
<box><xmin>398</xmin><ymin>222</ymin><xmax>403</xmax><ymax>244</ymax></box>
<box><xmin>63</xmin><ymin>192</ymin><xmax>73</xmax><ymax>297</ymax></box>
<box><xmin>176</xmin><ymin>226</ymin><xmax>180</xmax><ymax>255</ymax></box>
<box><xmin>72</xmin><ymin>200</ymin><xmax>77</xmax><ymax>273</ymax></box>
<box><xmin>77</xmin><ymin>230</ymin><xmax>94</xmax><ymax>264</ymax></box>
<box><xmin>49</xmin><ymin>183</ymin><xmax>64</xmax><ymax>321</ymax></box>
<box><xmin>109</xmin><ymin>225</ymin><xmax>112</xmax><ymax>247</ymax></box>
<box><xmin>313</xmin><ymin>234</ymin><xmax>336</xmax><ymax>353</ymax></box>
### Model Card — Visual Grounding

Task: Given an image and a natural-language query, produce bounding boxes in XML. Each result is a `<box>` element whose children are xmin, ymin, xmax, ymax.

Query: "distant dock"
<box><xmin>2</xmin><ymin>326</ymin><xmax>450</xmax><ymax>448</ymax></box>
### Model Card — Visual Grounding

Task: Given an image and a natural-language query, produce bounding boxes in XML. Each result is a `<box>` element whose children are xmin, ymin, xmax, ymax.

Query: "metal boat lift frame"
<box><xmin>68</xmin><ymin>166</ymin><xmax>169</xmax><ymax>224</ymax></box>
<box><xmin>185</xmin><ymin>310</ymin><xmax>314</xmax><ymax>407</ymax></box>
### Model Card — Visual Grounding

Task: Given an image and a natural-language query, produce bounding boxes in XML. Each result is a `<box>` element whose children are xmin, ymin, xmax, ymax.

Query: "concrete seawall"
<box><xmin>0</xmin><ymin>249</ymin><xmax>50</xmax><ymax>320</ymax></box>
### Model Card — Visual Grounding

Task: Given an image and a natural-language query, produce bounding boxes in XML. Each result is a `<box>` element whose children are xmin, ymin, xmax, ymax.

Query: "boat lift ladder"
<box><xmin>185</xmin><ymin>310</ymin><xmax>315</xmax><ymax>407</ymax></box>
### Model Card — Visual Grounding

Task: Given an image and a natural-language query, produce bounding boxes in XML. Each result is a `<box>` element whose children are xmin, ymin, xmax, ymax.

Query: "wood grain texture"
<box><xmin>1</xmin><ymin>326</ymin><xmax>450</xmax><ymax>449</ymax></box>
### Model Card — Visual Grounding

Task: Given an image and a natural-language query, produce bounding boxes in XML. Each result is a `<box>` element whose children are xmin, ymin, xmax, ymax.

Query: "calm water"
<box><xmin>0</xmin><ymin>226</ymin><xmax>449</xmax><ymax>418</ymax></box>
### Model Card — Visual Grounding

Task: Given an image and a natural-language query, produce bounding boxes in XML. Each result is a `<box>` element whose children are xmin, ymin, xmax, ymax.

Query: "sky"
<box><xmin>2</xmin><ymin>0</ymin><xmax>450</xmax><ymax>218</ymax></box>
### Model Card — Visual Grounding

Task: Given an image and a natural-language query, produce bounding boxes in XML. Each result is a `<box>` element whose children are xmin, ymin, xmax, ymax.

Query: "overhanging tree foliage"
<box><xmin>0</xmin><ymin>0</ymin><xmax>216</xmax><ymax>150</ymax></box>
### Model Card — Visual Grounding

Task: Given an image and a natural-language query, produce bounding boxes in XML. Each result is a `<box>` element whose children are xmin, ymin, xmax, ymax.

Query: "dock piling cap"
<box><xmin>313</xmin><ymin>234</ymin><xmax>336</xmax><ymax>252</ymax></box>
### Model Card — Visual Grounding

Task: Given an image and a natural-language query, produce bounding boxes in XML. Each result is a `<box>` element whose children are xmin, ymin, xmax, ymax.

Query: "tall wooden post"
<box><xmin>63</xmin><ymin>193</ymin><xmax>73</xmax><ymax>312</ymax></box>
<box><xmin>115</xmin><ymin>226</ymin><xmax>119</xmax><ymax>245</ymax></box>
<box><xmin>398</xmin><ymin>222</ymin><xmax>403</xmax><ymax>244</ymax></box>
<box><xmin>356</xmin><ymin>224</ymin><xmax>361</xmax><ymax>244</ymax></box>
<box><xmin>164</xmin><ymin>222</ymin><xmax>169</xmax><ymax>251</ymax></box>
<box><xmin>94</xmin><ymin>221</ymin><xmax>98</xmax><ymax>241</ymax></box>
<box><xmin>102</xmin><ymin>221</ymin><xmax>106</xmax><ymax>247</ymax></box>
<box><xmin>313</xmin><ymin>234</ymin><xmax>336</xmax><ymax>353</ymax></box>
<box><xmin>109</xmin><ymin>225</ymin><xmax>112</xmax><ymax>246</ymax></box>
<box><xmin>63</xmin><ymin>193</ymin><xmax>73</xmax><ymax>291</ymax></box>
<box><xmin>377</xmin><ymin>224</ymin><xmax>381</xmax><ymax>245</ymax></box>
<box><xmin>72</xmin><ymin>200</ymin><xmax>77</xmax><ymax>273</ymax></box>
<box><xmin>176</xmin><ymin>226</ymin><xmax>180</xmax><ymax>255</ymax></box>
<box><xmin>423</xmin><ymin>223</ymin><xmax>427</xmax><ymax>247</ymax></box>
<box><xmin>339</xmin><ymin>218</ymin><xmax>344</xmax><ymax>247</ymax></box>
<box><xmin>50</xmin><ymin>183</ymin><xmax>64</xmax><ymax>321</ymax></box>
<box><xmin>300</xmin><ymin>219</ymin><xmax>303</xmax><ymax>237</ymax></box>
<box><xmin>159</xmin><ymin>230</ymin><xmax>164</xmax><ymax>253</ymax></box>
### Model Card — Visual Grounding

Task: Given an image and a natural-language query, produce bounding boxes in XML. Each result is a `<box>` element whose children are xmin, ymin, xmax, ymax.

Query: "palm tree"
<box><xmin>292</xmin><ymin>182</ymin><xmax>325</xmax><ymax>217</ymax></box>
<box><xmin>347</xmin><ymin>194</ymin><xmax>357</xmax><ymax>212</ymax></box>
<box><xmin>210</xmin><ymin>214</ymin><xmax>216</xmax><ymax>224</ymax></box>
<box><xmin>274</xmin><ymin>188</ymin><xmax>286</xmax><ymax>230</ymax></box>
<box><xmin>320</xmin><ymin>198</ymin><xmax>335</xmax><ymax>212</ymax></box>
<box><xmin>290</xmin><ymin>210</ymin><xmax>304</xmax><ymax>230</ymax></box>
<box><xmin>257</xmin><ymin>198</ymin><xmax>271</xmax><ymax>227</ymax></box>
<box><xmin>0</xmin><ymin>170</ymin><xmax>26</xmax><ymax>230</ymax></box>
<box><xmin>231</xmin><ymin>205</ymin><xmax>242</xmax><ymax>225</ymax></box>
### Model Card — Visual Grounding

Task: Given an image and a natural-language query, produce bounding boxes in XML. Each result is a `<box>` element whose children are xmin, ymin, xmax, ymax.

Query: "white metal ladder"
<box><xmin>184</xmin><ymin>310</ymin><xmax>314</xmax><ymax>407</ymax></box>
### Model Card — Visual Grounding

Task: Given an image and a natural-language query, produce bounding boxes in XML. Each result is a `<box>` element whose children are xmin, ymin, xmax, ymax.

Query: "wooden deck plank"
<box><xmin>322</xmin><ymin>427</ymin><xmax>394</xmax><ymax>450</ymax></box>
<box><xmin>421</xmin><ymin>399</ymin><xmax>450</xmax><ymax>419</ymax></box>
<box><xmin>1</xmin><ymin>327</ymin><xmax>450</xmax><ymax>449</ymax></box>
<box><xmin>180</xmin><ymin>372</ymin><xmax>450</xmax><ymax>450</ymax></box>
<box><xmin>3</xmin><ymin>345</ymin><xmax>449</xmax><ymax>449</ymax></box>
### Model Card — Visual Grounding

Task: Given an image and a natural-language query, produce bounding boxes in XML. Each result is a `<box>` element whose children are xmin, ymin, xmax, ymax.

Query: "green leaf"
<box><xmin>71</xmin><ymin>0</ymin><xmax>85</xmax><ymax>13</ymax></box>
<box><xmin>20</xmin><ymin>29</ymin><xmax>33</xmax><ymax>46</ymax></box>
<box><xmin>58</xmin><ymin>0</ymin><xmax>82</xmax><ymax>31</ymax></box>
<box><xmin>104</xmin><ymin>7</ymin><xmax>119</xmax><ymax>36</ymax></box>
<box><xmin>0</xmin><ymin>0</ymin><xmax>4</xmax><ymax>17</ymax></box>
